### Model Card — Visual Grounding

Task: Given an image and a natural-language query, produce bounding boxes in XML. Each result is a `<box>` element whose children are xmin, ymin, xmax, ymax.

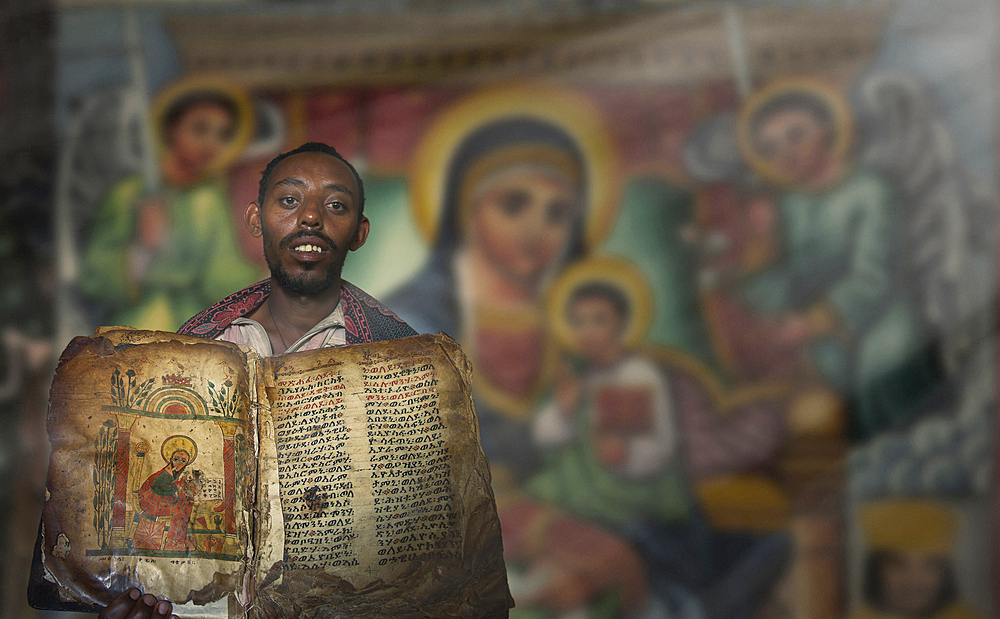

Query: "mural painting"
<box><xmin>29</xmin><ymin>1</ymin><xmax>997</xmax><ymax>618</ymax></box>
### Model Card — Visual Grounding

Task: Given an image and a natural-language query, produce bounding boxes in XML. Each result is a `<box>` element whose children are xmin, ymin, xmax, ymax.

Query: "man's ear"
<box><xmin>245</xmin><ymin>202</ymin><xmax>262</xmax><ymax>238</ymax></box>
<box><xmin>349</xmin><ymin>216</ymin><xmax>370</xmax><ymax>251</ymax></box>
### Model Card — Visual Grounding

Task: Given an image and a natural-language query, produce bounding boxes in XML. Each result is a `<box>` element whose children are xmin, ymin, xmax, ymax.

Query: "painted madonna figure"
<box><xmin>387</xmin><ymin>91</ymin><xmax>611</xmax><ymax>482</ymax></box>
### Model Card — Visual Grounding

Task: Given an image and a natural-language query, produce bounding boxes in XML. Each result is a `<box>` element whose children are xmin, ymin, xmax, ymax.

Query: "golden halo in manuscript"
<box><xmin>151</xmin><ymin>73</ymin><xmax>255</xmax><ymax>177</ymax></box>
<box><xmin>547</xmin><ymin>255</ymin><xmax>655</xmax><ymax>353</ymax></box>
<box><xmin>737</xmin><ymin>76</ymin><xmax>854</xmax><ymax>186</ymax></box>
<box><xmin>408</xmin><ymin>84</ymin><xmax>621</xmax><ymax>249</ymax></box>
<box><xmin>160</xmin><ymin>434</ymin><xmax>197</xmax><ymax>465</ymax></box>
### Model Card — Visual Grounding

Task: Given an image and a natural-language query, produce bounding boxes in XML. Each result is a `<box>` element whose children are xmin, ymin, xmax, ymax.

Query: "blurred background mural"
<box><xmin>1</xmin><ymin>0</ymin><xmax>997</xmax><ymax>617</ymax></box>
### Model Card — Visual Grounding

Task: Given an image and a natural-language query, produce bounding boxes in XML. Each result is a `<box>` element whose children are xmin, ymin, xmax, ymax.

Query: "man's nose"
<box><xmin>298</xmin><ymin>199</ymin><xmax>323</xmax><ymax>227</ymax></box>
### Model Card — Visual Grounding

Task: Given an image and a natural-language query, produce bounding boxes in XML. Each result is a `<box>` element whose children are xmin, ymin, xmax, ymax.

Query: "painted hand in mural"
<box><xmin>136</xmin><ymin>198</ymin><xmax>170</xmax><ymax>252</ymax></box>
<box><xmin>98</xmin><ymin>588</ymin><xmax>176</xmax><ymax>619</ymax></box>
<box><xmin>772</xmin><ymin>313</ymin><xmax>811</xmax><ymax>350</ymax></box>
<box><xmin>553</xmin><ymin>361</ymin><xmax>582</xmax><ymax>415</ymax></box>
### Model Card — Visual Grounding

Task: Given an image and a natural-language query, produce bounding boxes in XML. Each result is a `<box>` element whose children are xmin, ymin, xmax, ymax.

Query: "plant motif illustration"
<box><xmin>207</xmin><ymin>379</ymin><xmax>239</xmax><ymax>418</ymax></box>
<box><xmin>110</xmin><ymin>367</ymin><xmax>156</xmax><ymax>409</ymax></box>
<box><xmin>92</xmin><ymin>419</ymin><xmax>117</xmax><ymax>549</ymax></box>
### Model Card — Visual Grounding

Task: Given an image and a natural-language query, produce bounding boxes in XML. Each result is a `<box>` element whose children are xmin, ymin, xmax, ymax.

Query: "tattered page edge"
<box><xmin>254</xmin><ymin>355</ymin><xmax>286</xmax><ymax>592</ymax></box>
<box><xmin>432</xmin><ymin>332</ymin><xmax>513</xmax><ymax>612</ymax></box>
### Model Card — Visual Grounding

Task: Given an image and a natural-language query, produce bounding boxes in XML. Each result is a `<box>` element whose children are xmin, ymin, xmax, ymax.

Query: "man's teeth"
<box><xmin>293</xmin><ymin>244</ymin><xmax>323</xmax><ymax>252</ymax></box>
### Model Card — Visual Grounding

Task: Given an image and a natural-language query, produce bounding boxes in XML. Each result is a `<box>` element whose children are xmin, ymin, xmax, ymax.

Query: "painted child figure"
<box><xmin>528</xmin><ymin>274</ymin><xmax>688</xmax><ymax>532</ymax></box>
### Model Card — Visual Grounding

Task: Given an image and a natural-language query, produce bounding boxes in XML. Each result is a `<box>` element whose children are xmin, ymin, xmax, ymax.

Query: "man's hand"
<box><xmin>98</xmin><ymin>588</ymin><xmax>177</xmax><ymax>619</ymax></box>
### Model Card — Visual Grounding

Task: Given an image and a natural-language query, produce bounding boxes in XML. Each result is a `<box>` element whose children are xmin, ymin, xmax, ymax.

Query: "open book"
<box><xmin>31</xmin><ymin>329</ymin><xmax>511</xmax><ymax>618</ymax></box>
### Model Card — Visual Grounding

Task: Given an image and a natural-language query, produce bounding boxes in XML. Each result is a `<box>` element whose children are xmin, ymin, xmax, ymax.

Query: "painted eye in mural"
<box><xmin>545</xmin><ymin>199</ymin><xmax>572</xmax><ymax>226</ymax></box>
<box><xmin>219</xmin><ymin>124</ymin><xmax>236</xmax><ymax>143</ymax></box>
<box><xmin>499</xmin><ymin>190</ymin><xmax>530</xmax><ymax>217</ymax></box>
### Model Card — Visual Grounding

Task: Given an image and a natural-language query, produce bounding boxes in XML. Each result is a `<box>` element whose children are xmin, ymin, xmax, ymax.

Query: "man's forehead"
<box><xmin>267</xmin><ymin>151</ymin><xmax>358</xmax><ymax>195</ymax></box>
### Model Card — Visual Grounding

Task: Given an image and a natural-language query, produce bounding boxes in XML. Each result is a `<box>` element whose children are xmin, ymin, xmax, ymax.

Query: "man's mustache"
<box><xmin>278</xmin><ymin>231</ymin><xmax>338</xmax><ymax>251</ymax></box>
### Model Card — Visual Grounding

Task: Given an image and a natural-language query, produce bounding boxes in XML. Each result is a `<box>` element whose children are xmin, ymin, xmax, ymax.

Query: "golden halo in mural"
<box><xmin>409</xmin><ymin>84</ymin><xmax>620</xmax><ymax>249</ymax></box>
<box><xmin>160</xmin><ymin>434</ymin><xmax>197</xmax><ymax>465</ymax></box>
<box><xmin>151</xmin><ymin>74</ymin><xmax>255</xmax><ymax>177</ymax></box>
<box><xmin>736</xmin><ymin>77</ymin><xmax>854</xmax><ymax>186</ymax></box>
<box><xmin>547</xmin><ymin>256</ymin><xmax>654</xmax><ymax>353</ymax></box>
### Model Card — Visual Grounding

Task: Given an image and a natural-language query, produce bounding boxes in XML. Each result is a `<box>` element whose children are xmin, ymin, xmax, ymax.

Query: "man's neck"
<box><xmin>252</xmin><ymin>277</ymin><xmax>344</xmax><ymax>353</ymax></box>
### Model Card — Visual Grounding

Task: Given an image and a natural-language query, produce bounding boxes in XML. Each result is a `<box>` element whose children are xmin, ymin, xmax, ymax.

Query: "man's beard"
<box><xmin>263</xmin><ymin>229</ymin><xmax>345</xmax><ymax>295</ymax></box>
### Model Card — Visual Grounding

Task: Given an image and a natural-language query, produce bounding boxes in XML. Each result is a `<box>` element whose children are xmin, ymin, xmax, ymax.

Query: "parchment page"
<box><xmin>255</xmin><ymin>333</ymin><xmax>510</xmax><ymax>618</ymax></box>
<box><xmin>40</xmin><ymin>329</ymin><xmax>258</xmax><ymax>608</ymax></box>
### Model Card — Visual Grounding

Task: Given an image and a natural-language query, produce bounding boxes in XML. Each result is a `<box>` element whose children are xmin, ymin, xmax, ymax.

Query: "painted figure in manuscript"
<box><xmin>132</xmin><ymin>438</ymin><xmax>199</xmax><ymax>552</ymax></box>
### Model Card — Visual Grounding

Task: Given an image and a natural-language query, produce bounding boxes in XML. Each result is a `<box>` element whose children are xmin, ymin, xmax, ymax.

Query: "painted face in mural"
<box><xmin>166</xmin><ymin>101</ymin><xmax>237</xmax><ymax>178</ymax></box>
<box><xmin>567</xmin><ymin>293</ymin><xmax>627</xmax><ymax>366</ymax></box>
<box><xmin>249</xmin><ymin>151</ymin><xmax>369</xmax><ymax>296</ymax></box>
<box><xmin>169</xmin><ymin>450</ymin><xmax>190</xmax><ymax>473</ymax></box>
<box><xmin>466</xmin><ymin>165</ymin><xmax>578</xmax><ymax>290</ymax></box>
<box><xmin>753</xmin><ymin>106</ymin><xmax>834</xmax><ymax>186</ymax></box>
<box><xmin>879</xmin><ymin>551</ymin><xmax>948</xmax><ymax>617</ymax></box>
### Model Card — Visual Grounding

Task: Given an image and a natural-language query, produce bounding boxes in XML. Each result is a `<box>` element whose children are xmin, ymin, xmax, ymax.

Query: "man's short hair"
<box><xmin>257</xmin><ymin>142</ymin><xmax>366</xmax><ymax>219</ymax></box>
<box><xmin>568</xmin><ymin>281</ymin><xmax>631</xmax><ymax>323</ymax></box>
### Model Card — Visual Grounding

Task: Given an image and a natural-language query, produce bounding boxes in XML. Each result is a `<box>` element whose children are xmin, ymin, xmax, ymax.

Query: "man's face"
<box><xmin>168</xmin><ymin>102</ymin><xmax>236</xmax><ymax>175</ymax></box>
<box><xmin>879</xmin><ymin>551</ymin><xmax>946</xmax><ymax>617</ymax></box>
<box><xmin>754</xmin><ymin>108</ymin><xmax>833</xmax><ymax>185</ymax></box>
<box><xmin>247</xmin><ymin>151</ymin><xmax>369</xmax><ymax>295</ymax></box>
<box><xmin>568</xmin><ymin>295</ymin><xmax>626</xmax><ymax>365</ymax></box>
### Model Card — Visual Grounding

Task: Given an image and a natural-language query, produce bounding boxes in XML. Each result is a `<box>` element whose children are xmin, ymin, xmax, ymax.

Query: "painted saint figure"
<box><xmin>388</xmin><ymin>101</ymin><xmax>594</xmax><ymax>481</ymax></box>
<box><xmin>850</xmin><ymin>500</ymin><xmax>982</xmax><ymax>619</ymax></box>
<box><xmin>132</xmin><ymin>437</ymin><xmax>198</xmax><ymax>552</ymax></box>
<box><xmin>734</xmin><ymin>81</ymin><xmax>940</xmax><ymax>440</ymax></box>
<box><xmin>79</xmin><ymin>78</ymin><xmax>260</xmax><ymax>331</ymax></box>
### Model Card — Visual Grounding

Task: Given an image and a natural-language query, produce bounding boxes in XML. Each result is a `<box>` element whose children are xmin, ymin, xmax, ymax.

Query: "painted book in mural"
<box><xmin>32</xmin><ymin>328</ymin><xmax>511</xmax><ymax>618</ymax></box>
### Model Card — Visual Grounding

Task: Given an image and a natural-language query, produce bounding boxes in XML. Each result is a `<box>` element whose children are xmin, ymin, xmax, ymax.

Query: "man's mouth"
<box><xmin>291</xmin><ymin>243</ymin><xmax>326</xmax><ymax>253</ymax></box>
<box><xmin>279</xmin><ymin>232</ymin><xmax>336</xmax><ymax>258</ymax></box>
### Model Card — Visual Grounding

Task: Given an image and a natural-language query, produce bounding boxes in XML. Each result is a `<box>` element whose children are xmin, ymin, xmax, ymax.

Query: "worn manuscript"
<box><xmin>32</xmin><ymin>329</ymin><xmax>511</xmax><ymax>618</ymax></box>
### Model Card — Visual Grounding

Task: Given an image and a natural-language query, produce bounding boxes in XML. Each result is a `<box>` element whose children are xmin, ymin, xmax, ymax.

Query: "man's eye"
<box><xmin>280</xmin><ymin>196</ymin><xmax>297</xmax><ymax>206</ymax></box>
<box><xmin>327</xmin><ymin>201</ymin><xmax>345</xmax><ymax>211</ymax></box>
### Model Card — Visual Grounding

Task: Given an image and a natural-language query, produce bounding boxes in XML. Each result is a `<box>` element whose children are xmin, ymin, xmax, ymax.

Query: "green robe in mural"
<box><xmin>742</xmin><ymin>168</ymin><xmax>937</xmax><ymax>439</ymax></box>
<box><xmin>525</xmin><ymin>355</ymin><xmax>690</xmax><ymax>527</ymax></box>
<box><xmin>80</xmin><ymin>175</ymin><xmax>260</xmax><ymax>331</ymax></box>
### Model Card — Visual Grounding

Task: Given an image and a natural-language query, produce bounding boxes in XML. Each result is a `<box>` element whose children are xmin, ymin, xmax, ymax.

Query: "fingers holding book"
<box><xmin>98</xmin><ymin>588</ymin><xmax>178</xmax><ymax>619</ymax></box>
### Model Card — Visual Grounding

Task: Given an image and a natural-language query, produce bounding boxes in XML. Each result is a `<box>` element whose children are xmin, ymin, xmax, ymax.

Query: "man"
<box><xmin>97</xmin><ymin>142</ymin><xmax>414</xmax><ymax>619</ymax></box>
